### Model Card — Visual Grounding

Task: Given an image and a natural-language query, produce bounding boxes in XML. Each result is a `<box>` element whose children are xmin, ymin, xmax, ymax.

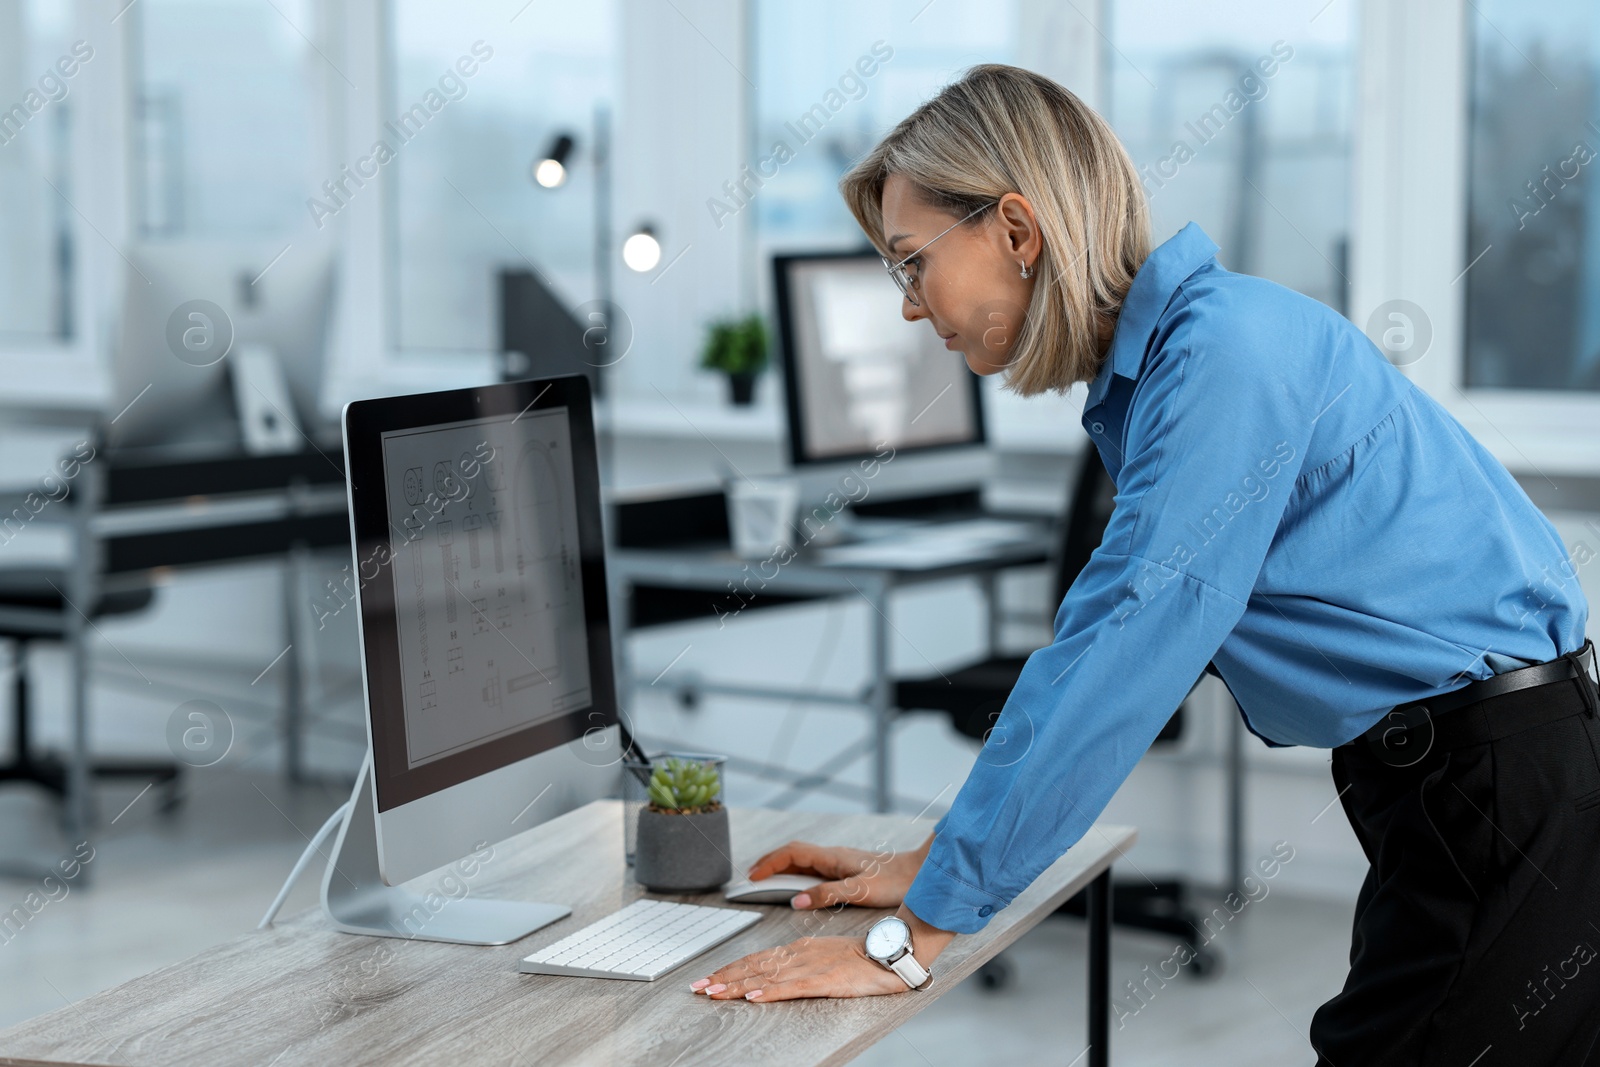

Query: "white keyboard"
<box><xmin>517</xmin><ymin>898</ymin><xmax>762</xmax><ymax>981</ymax></box>
<box><xmin>815</xmin><ymin>518</ymin><xmax>1040</xmax><ymax>569</ymax></box>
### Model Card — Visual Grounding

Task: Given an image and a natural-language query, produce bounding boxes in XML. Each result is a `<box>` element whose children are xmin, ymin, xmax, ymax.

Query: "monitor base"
<box><xmin>321</xmin><ymin>755</ymin><xmax>572</xmax><ymax>945</ymax></box>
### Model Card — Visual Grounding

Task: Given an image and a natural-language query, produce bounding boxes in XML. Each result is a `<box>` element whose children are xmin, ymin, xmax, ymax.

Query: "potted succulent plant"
<box><xmin>700</xmin><ymin>313</ymin><xmax>769</xmax><ymax>406</ymax></box>
<box><xmin>633</xmin><ymin>755</ymin><xmax>733</xmax><ymax>892</ymax></box>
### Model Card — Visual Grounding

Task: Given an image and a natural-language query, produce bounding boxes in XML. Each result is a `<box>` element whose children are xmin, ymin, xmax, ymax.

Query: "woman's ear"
<box><xmin>996</xmin><ymin>192</ymin><xmax>1043</xmax><ymax>265</ymax></box>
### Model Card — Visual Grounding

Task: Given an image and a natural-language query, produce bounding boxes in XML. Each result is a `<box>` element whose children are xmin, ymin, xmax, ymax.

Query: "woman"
<box><xmin>691</xmin><ymin>63</ymin><xmax>1597</xmax><ymax>1065</ymax></box>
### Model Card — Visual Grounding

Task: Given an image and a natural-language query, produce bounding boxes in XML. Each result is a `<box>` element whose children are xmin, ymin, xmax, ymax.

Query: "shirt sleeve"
<box><xmin>903</xmin><ymin>323</ymin><xmax>1326</xmax><ymax>934</ymax></box>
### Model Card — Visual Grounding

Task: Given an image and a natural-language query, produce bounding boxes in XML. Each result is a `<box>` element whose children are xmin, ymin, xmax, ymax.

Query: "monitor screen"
<box><xmin>344</xmin><ymin>376</ymin><xmax>616</xmax><ymax>813</ymax></box>
<box><xmin>379</xmin><ymin>407</ymin><xmax>592</xmax><ymax>770</ymax></box>
<box><xmin>774</xmin><ymin>251</ymin><xmax>985</xmax><ymax>466</ymax></box>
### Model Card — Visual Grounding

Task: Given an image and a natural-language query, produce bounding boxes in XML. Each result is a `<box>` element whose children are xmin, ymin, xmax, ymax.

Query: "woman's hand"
<box><xmin>689</xmin><ymin>935</ymin><xmax>908</xmax><ymax>1002</ymax></box>
<box><xmin>744</xmin><ymin>836</ymin><xmax>928</xmax><ymax>911</ymax></box>
<box><xmin>691</xmin><ymin>837</ymin><xmax>953</xmax><ymax>1002</ymax></box>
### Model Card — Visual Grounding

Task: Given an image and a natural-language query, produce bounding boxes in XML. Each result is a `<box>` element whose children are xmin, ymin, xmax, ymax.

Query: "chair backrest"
<box><xmin>1052</xmin><ymin>443</ymin><xmax>1118</xmax><ymax>606</ymax></box>
<box><xmin>1051</xmin><ymin>443</ymin><xmax>1196</xmax><ymax>743</ymax></box>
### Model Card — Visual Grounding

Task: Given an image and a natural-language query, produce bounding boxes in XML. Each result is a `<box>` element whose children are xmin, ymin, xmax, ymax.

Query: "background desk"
<box><xmin>0</xmin><ymin>801</ymin><xmax>1134</xmax><ymax>1067</ymax></box>
<box><xmin>609</xmin><ymin>526</ymin><xmax>1053</xmax><ymax>815</ymax></box>
<box><xmin>0</xmin><ymin>424</ymin><xmax>352</xmax><ymax>833</ymax></box>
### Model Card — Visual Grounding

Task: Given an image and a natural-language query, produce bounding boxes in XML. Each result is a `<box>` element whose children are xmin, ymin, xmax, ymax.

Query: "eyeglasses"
<box><xmin>881</xmin><ymin>201</ymin><xmax>996</xmax><ymax>307</ymax></box>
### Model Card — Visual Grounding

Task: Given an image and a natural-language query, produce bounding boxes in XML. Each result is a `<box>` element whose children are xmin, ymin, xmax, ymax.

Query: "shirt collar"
<box><xmin>1083</xmin><ymin>222</ymin><xmax>1222</xmax><ymax>412</ymax></box>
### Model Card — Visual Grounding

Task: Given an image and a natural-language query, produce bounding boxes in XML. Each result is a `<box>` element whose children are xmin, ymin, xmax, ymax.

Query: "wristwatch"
<box><xmin>864</xmin><ymin>916</ymin><xmax>933</xmax><ymax>991</ymax></box>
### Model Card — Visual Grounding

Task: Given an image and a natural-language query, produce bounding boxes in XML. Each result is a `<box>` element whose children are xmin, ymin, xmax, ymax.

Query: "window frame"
<box><xmin>312</xmin><ymin>0</ymin><xmax>494</xmax><ymax>401</ymax></box>
<box><xmin>1350</xmin><ymin>0</ymin><xmax>1600</xmax><ymax>475</ymax></box>
<box><xmin>332</xmin><ymin>0</ymin><xmax>624</xmax><ymax>395</ymax></box>
<box><xmin>0</xmin><ymin>0</ymin><xmax>119</xmax><ymax>388</ymax></box>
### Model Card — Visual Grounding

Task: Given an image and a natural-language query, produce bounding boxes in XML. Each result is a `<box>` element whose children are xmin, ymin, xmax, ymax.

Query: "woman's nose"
<box><xmin>901</xmin><ymin>291</ymin><xmax>924</xmax><ymax>322</ymax></box>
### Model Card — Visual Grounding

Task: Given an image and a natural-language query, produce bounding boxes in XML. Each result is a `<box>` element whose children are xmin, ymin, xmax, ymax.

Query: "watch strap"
<box><xmin>888</xmin><ymin>950</ymin><xmax>932</xmax><ymax>991</ymax></box>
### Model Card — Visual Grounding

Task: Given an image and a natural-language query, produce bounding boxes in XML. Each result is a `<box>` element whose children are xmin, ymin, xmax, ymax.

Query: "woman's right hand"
<box><xmin>744</xmin><ymin>836</ymin><xmax>929</xmax><ymax>911</ymax></box>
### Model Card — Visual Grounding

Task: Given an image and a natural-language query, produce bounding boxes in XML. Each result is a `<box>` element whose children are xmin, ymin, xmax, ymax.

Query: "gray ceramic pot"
<box><xmin>633</xmin><ymin>805</ymin><xmax>733</xmax><ymax>892</ymax></box>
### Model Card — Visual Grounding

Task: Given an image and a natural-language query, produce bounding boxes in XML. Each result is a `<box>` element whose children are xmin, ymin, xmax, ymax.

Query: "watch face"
<box><xmin>865</xmin><ymin>917</ymin><xmax>909</xmax><ymax>961</ymax></box>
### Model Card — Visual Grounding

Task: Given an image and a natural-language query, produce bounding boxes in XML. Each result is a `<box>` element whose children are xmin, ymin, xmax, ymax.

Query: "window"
<box><xmin>1105</xmin><ymin>0</ymin><xmax>1357</xmax><ymax>313</ymax></box>
<box><xmin>752</xmin><ymin>0</ymin><xmax>1017</xmax><ymax>251</ymax></box>
<box><xmin>748</xmin><ymin>1</ymin><xmax>1356</xmax><ymax>307</ymax></box>
<box><xmin>387</xmin><ymin>0</ymin><xmax>616</xmax><ymax>353</ymax></box>
<box><xmin>132</xmin><ymin>0</ymin><xmax>321</xmax><ymax>239</ymax></box>
<box><xmin>0</xmin><ymin>0</ymin><xmax>77</xmax><ymax>342</ymax></box>
<box><xmin>1463</xmin><ymin>1</ymin><xmax>1600</xmax><ymax>392</ymax></box>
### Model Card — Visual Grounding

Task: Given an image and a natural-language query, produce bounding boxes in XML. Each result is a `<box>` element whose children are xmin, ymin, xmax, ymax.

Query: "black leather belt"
<box><xmin>1359</xmin><ymin>638</ymin><xmax>1599</xmax><ymax>766</ymax></box>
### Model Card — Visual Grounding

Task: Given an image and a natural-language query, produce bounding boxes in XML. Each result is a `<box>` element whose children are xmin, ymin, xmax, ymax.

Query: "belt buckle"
<box><xmin>1366</xmin><ymin>702</ymin><xmax>1436</xmax><ymax>767</ymax></box>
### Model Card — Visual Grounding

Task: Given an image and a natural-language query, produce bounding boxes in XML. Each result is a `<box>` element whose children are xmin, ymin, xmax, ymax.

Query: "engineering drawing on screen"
<box><xmin>380</xmin><ymin>407</ymin><xmax>591</xmax><ymax>769</ymax></box>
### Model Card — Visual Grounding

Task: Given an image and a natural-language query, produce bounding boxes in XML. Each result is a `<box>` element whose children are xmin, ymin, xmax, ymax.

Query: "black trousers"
<box><xmin>1310</xmin><ymin>672</ymin><xmax>1600</xmax><ymax>1066</ymax></box>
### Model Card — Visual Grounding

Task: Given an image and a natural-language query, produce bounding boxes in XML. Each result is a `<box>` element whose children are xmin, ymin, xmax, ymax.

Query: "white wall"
<box><xmin>607</xmin><ymin>0</ymin><xmax>754</xmax><ymax>405</ymax></box>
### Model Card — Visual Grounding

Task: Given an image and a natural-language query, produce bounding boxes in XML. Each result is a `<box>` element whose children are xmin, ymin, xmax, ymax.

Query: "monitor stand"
<box><xmin>321</xmin><ymin>755</ymin><xmax>571</xmax><ymax>945</ymax></box>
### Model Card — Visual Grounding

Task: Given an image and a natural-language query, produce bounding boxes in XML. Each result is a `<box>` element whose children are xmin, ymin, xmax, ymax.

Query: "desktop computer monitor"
<box><xmin>772</xmin><ymin>250</ymin><xmax>986</xmax><ymax>467</ymax></box>
<box><xmin>111</xmin><ymin>242</ymin><xmax>337</xmax><ymax>451</ymax></box>
<box><xmin>498</xmin><ymin>268</ymin><xmax>605</xmax><ymax>397</ymax></box>
<box><xmin>772</xmin><ymin>250</ymin><xmax>994</xmax><ymax>516</ymax></box>
<box><xmin>328</xmin><ymin>374</ymin><xmax>627</xmax><ymax>944</ymax></box>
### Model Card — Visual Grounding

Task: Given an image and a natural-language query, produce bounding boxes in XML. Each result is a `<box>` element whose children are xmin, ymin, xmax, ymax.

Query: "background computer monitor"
<box><xmin>341</xmin><ymin>375</ymin><xmax>622</xmax><ymax>899</ymax></box>
<box><xmin>498</xmin><ymin>268</ymin><xmax>605</xmax><ymax>398</ymax></box>
<box><xmin>111</xmin><ymin>242</ymin><xmax>336</xmax><ymax>450</ymax></box>
<box><xmin>773</xmin><ymin>250</ymin><xmax>987</xmax><ymax>464</ymax></box>
<box><xmin>772</xmin><ymin>250</ymin><xmax>993</xmax><ymax>514</ymax></box>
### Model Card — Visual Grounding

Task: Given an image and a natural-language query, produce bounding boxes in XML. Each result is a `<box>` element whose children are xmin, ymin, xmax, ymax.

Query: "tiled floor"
<box><xmin>0</xmin><ymin>762</ymin><xmax>1353</xmax><ymax>1066</ymax></box>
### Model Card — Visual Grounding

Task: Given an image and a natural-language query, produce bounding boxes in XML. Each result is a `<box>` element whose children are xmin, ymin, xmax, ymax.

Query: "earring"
<box><xmin>1019</xmin><ymin>262</ymin><xmax>1033</xmax><ymax>279</ymax></box>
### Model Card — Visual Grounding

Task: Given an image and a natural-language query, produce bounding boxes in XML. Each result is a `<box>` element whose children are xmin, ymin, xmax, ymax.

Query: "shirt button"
<box><xmin>977</xmin><ymin>904</ymin><xmax>994</xmax><ymax>917</ymax></box>
<box><xmin>1090</xmin><ymin>421</ymin><xmax>1105</xmax><ymax>434</ymax></box>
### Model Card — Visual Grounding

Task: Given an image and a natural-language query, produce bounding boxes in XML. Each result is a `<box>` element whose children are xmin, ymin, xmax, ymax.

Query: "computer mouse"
<box><xmin>722</xmin><ymin>873</ymin><xmax>825</xmax><ymax>904</ymax></box>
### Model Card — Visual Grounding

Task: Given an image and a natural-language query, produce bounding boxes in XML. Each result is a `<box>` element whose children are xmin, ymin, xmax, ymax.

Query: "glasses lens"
<box><xmin>883</xmin><ymin>257</ymin><xmax>917</xmax><ymax>305</ymax></box>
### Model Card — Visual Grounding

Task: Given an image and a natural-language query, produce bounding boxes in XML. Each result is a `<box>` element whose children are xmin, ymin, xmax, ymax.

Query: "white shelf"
<box><xmin>597</xmin><ymin>396</ymin><xmax>781</xmax><ymax>442</ymax></box>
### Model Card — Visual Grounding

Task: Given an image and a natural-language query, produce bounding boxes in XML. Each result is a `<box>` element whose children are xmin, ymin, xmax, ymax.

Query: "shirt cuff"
<box><xmin>902</xmin><ymin>853</ymin><xmax>1011</xmax><ymax>935</ymax></box>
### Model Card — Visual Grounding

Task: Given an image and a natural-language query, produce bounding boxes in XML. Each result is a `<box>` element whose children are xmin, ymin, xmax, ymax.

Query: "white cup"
<box><xmin>725</xmin><ymin>477</ymin><xmax>800</xmax><ymax>559</ymax></box>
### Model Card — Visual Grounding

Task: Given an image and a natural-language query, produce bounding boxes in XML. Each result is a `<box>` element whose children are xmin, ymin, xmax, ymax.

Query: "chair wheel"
<box><xmin>1186</xmin><ymin>948</ymin><xmax>1220</xmax><ymax>979</ymax></box>
<box><xmin>157</xmin><ymin>781</ymin><xmax>184</xmax><ymax>814</ymax></box>
<box><xmin>976</xmin><ymin>956</ymin><xmax>1012</xmax><ymax>991</ymax></box>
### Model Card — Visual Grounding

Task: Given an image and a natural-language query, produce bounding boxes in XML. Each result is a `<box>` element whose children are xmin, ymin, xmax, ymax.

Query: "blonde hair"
<box><xmin>839</xmin><ymin>64</ymin><xmax>1150</xmax><ymax>396</ymax></box>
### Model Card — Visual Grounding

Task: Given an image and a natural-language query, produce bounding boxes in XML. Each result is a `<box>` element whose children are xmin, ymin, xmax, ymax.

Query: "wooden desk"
<box><xmin>0</xmin><ymin>801</ymin><xmax>1133</xmax><ymax>1067</ymax></box>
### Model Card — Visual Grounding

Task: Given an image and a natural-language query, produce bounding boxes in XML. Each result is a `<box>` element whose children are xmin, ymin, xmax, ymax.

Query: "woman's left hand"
<box><xmin>689</xmin><ymin>935</ymin><xmax>910</xmax><ymax>1002</ymax></box>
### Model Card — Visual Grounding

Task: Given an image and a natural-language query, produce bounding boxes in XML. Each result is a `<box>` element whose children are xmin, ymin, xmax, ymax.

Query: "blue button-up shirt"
<box><xmin>905</xmin><ymin>222</ymin><xmax>1590</xmax><ymax>935</ymax></box>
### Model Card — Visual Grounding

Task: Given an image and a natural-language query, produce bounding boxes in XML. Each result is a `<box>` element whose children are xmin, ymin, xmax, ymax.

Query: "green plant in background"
<box><xmin>699</xmin><ymin>313</ymin><xmax>769</xmax><ymax>377</ymax></box>
<box><xmin>646</xmin><ymin>757</ymin><xmax>722</xmax><ymax>814</ymax></box>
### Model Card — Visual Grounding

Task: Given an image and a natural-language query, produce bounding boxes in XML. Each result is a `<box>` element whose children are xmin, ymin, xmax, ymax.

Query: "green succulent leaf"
<box><xmin>644</xmin><ymin>756</ymin><xmax>722</xmax><ymax>811</ymax></box>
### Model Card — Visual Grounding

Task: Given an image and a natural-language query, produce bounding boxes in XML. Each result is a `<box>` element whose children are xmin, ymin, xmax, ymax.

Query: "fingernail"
<box><xmin>706</xmin><ymin>983</ymin><xmax>726</xmax><ymax>994</ymax></box>
<box><xmin>745</xmin><ymin>990</ymin><xmax>763</xmax><ymax>1000</ymax></box>
<box><xmin>690</xmin><ymin>978</ymin><xmax>710</xmax><ymax>990</ymax></box>
<box><xmin>791</xmin><ymin>893</ymin><xmax>810</xmax><ymax>909</ymax></box>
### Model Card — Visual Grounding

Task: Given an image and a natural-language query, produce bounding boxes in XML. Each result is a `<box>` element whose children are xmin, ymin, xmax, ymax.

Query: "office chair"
<box><xmin>0</xmin><ymin>429</ymin><xmax>180</xmax><ymax>829</ymax></box>
<box><xmin>894</xmin><ymin>443</ymin><xmax>1218</xmax><ymax>986</ymax></box>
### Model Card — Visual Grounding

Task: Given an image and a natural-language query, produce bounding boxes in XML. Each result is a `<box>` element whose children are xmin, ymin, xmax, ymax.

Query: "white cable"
<box><xmin>258</xmin><ymin>801</ymin><xmax>350</xmax><ymax>930</ymax></box>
